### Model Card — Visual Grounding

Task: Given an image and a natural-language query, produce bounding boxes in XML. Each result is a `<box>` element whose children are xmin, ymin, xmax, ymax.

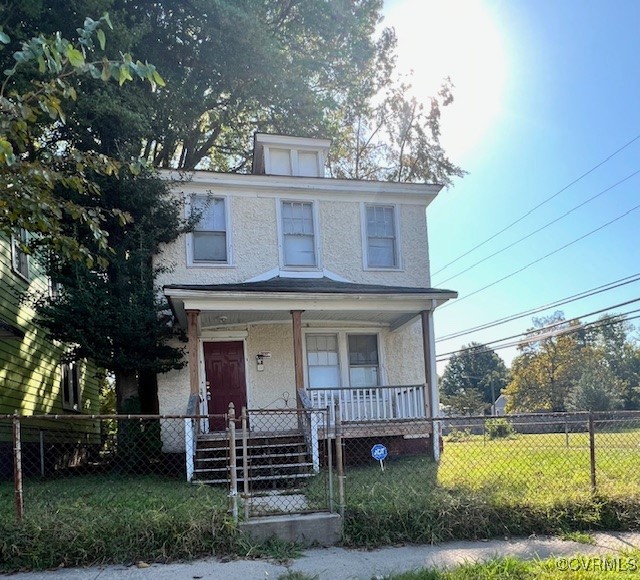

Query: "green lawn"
<box><xmin>341</xmin><ymin>431</ymin><xmax>640</xmax><ymax>546</ymax></box>
<box><xmin>2</xmin><ymin>430</ymin><xmax>640</xmax><ymax>570</ymax></box>
<box><xmin>0</xmin><ymin>475</ymin><xmax>232</xmax><ymax>571</ymax></box>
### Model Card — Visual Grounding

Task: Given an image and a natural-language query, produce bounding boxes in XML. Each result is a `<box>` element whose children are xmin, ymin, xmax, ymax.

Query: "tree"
<box><xmin>566</xmin><ymin>355</ymin><xmax>624</xmax><ymax>412</ymax></box>
<box><xmin>505</xmin><ymin>312</ymin><xmax>583</xmax><ymax>412</ymax></box>
<box><xmin>505</xmin><ymin>311</ymin><xmax>640</xmax><ymax>412</ymax></box>
<box><xmin>0</xmin><ymin>14</ymin><xmax>163</xmax><ymax>267</ymax></box>
<box><xmin>329</xmin><ymin>77</ymin><xmax>466</xmax><ymax>186</ymax></box>
<box><xmin>35</xmin><ymin>170</ymin><xmax>190</xmax><ymax>413</ymax></box>
<box><xmin>2</xmin><ymin>1</ymin><xmax>396</xmax><ymax>173</ymax></box>
<box><xmin>440</xmin><ymin>342</ymin><xmax>509</xmax><ymax>414</ymax></box>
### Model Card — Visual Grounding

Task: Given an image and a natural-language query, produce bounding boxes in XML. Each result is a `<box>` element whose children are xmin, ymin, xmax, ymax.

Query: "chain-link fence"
<box><xmin>1</xmin><ymin>408</ymin><xmax>336</xmax><ymax>523</ymax></box>
<box><xmin>226</xmin><ymin>407</ymin><xmax>333</xmax><ymax>518</ymax></box>
<box><xmin>5</xmin><ymin>410</ymin><xmax>640</xmax><ymax>528</ymax></box>
<box><xmin>340</xmin><ymin>411</ymin><xmax>640</xmax><ymax>512</ymax></box>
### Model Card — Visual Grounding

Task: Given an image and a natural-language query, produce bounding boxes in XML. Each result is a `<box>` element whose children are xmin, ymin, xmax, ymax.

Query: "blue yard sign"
<box><xmin>371</xmin><ymin>443</ymin><xmax>388</xmax><ymax>471</ymax></box>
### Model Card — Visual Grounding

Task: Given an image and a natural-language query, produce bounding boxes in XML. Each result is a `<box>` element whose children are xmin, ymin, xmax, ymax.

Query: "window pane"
<box><xmin>309</xmin><ymin>366</ymin><xmax>341</xmax><ymax>388</ymax></box>
<box><xmin>348</xmin><ymin>335</ymin><xmax>379</xmax><ymax>365</ymax></box>
<box><xmin>307</xmin><ymin>334</ymin><xmax>340</xmax><ymax>388</ymax></box>
<box><xmin>284</xmin><ymin>233</ymin><xmax>315</xmax><ymax>266</ymax></box>
<box><xmin>368</xmin><ymin>238</ymin><xmax>395</xmax><ymax>267</ymax></box>
<box><xmin>193</xmin><ymin>232</ymin><xmax>227</xmax><ymax>261</ymax></box>
<box><xmin>193</xmin><ymin>197</ymin><xmax>225</xmax><ymax>232</ymax></box>
<box><xmin>349</xmin><ymin>366</ymin><xmax>378</xmax><ymax>388</ymax></box>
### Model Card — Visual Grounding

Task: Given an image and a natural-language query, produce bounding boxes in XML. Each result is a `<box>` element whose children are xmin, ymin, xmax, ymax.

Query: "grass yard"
<box><xmin>0</xmin><ymin>474</ymin><xmax>234</xmax><ymax>572</ymax></box>
<box><xmin>342</xmin><ymin>430</ymin><xmax>640</xmax><ymax>547</ymax></box>
<box><xmin>2</xmin><ymin>429</ymin><xmax>640</xmax><ymax>571</ymax></box>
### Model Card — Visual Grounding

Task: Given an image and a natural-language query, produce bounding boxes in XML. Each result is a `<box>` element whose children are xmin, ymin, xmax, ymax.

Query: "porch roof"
<box><xmin>164</xmin><ymin>277</ymin><xmax>457</xmax><ymax>331</ymax></box>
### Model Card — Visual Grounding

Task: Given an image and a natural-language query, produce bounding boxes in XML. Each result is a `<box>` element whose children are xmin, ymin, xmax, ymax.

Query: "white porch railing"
<box><xmin>308</xmin><ymin>384</ymin><xmax>427</xmax><ymax>424</ymax></box>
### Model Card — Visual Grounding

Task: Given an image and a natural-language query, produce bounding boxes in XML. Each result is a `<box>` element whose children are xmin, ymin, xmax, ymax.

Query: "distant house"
<box><xmin>155</xmin><ymin>133</ymin><xmax>456</xmax><ymax>473</ymax></box>
<box><xmin>493</xmin><ymin>394</ymin><xmax>508</xmax><ymax>416</ymax></box>
<box><xmin>0</xmin><ymin>232</ymin><xmax>100</xmax><ymax>476</ymax></box>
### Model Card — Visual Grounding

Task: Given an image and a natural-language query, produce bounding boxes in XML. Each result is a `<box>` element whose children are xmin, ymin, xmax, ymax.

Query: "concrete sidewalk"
<box><xmin>5</xmin><ymin>532</ymin><xmax>640</xmax><ymax>580</ymax></box>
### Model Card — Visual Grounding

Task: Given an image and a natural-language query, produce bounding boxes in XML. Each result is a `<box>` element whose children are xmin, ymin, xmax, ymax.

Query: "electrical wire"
<box><xmin>434</xmin><ymin>169</ymin><xmax>640</xmax><ymax>286</ymax></box>
<box><xmin>436</xmin><ymin>310</ymin><xmax>640</xmax><ymax>363</ymax></box>
<box><xmin>436</xmin><ymin>272</ymin><xmax>640</xmax><ymax>342</ymax></box>
<box><xmin>432</xmin><ymin>133</ymin><xmax>640</xmax><ymax>277</ymax></box>
<box><xmin>437</xmin><ymin>200</ymin><xmax>640</xmax><ymax>310</ymax></box>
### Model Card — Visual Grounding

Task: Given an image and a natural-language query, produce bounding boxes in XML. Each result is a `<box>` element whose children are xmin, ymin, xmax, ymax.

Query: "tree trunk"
<box><xmin>115</xmin><ymin>369</ymin><xmax>139</xmax><ymax>414</ymax></box>
<box><xmin>139</xmin><ymin>370</ymin><xmax>160</xmax><ymax>414</ymax></box>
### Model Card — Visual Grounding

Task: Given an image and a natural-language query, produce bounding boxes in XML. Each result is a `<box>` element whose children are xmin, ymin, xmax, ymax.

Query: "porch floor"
<box><xmin>320</xmin><ymin>418</ymin><xmax>433</xmax><ymax>439</ymax></box>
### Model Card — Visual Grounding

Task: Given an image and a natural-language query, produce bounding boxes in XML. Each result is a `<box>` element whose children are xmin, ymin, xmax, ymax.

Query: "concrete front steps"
<box><xmin>193</xmin><ymin>431</ymin><xmax>314</xmax><ymax>489</ymax></box>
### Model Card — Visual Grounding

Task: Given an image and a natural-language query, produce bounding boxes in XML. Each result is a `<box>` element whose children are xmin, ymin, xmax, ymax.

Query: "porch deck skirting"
<box><xmin>308</xmin><ymin>384</ymin><xmax>427</xmax><ymax>425</ymax></box>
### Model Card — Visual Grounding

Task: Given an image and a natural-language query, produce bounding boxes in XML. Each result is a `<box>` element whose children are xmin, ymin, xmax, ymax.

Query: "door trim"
<box><xmin>198</xmin><ymin>336</ymin><xmax>251</xmax><ymax>419</ymax></box>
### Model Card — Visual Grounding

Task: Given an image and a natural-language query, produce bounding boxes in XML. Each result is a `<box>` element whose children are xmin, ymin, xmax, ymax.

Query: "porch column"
<box><xmin>420</xmin><ymin>310</ymin><xmax>438</xmax><ymax>417</ymax></box>
<box><xmin>421</xmin><ymin>308</ymin><xmax>440</xmax><ymax>460</ymax></box>
<box><xmin>186</xmin><ymin>309</ymin><xmax>200</xmax><ymax>396</ymax></box>
<box><xmin>291</xmin><ymin>310</ymin><xmax>305</xmax><ymax>404</ymax></box>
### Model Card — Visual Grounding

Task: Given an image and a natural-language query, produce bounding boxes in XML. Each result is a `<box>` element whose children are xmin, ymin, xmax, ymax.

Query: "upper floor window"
<box><xmin>189</xmin><ymin>195</ymin><xmax>230</xmax><ymax>265</ymax></box>
<box><xmin>281</xmin><ymin>201</ymin><xmax>318</xmax><ymax>267</ymax></box>
<box><xmin>11</xmin><ymin>229</ymin><xmax>29</xmax><ymax>280</ymax></box>
<box><xmin>61</xmin><ymin>361</ymin><xmax>81</xmax><ymax>412</ymax></box>
<box><xmin>364</xmin><ymin>205</ymin><xmax>399</xmax><ymax>269</ymax></box>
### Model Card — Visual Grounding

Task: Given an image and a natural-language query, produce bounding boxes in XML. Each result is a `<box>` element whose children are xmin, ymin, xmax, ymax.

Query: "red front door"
<box><xmin>203</xmin><ymin>341</ymin><xmax>247</xmax><ymax>431</ymax></box>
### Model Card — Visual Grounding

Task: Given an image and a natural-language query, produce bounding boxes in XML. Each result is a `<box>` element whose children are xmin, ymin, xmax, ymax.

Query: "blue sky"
<box><xmin>383</xmin><ymin>0</ymin><xmax>640</xmax><ymax>370</ymax></box>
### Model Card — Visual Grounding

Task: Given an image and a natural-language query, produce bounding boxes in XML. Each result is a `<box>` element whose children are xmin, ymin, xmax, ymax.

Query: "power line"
<box><xmin>432</xmin><ymin>133</ymin><xmax>640</xmax><ymax>277</ymax></box>
<box><xmin>436</xmin><ymin>298</ymin><xmax>640</xmax><ymax>359</ymax></box>
<box><xmin>436</xmin><ymin>272</ymin><xmax>640</xmax><ymax>342</ymax></box>
<box><xmin>438</xmin><ymin>201</ymin><xmax>640</xmax><ymax>310</ymax></box>
<box><xmin>434</xmin><ymin>169</ymin><xmax>640</xmax><ymax>286</ymax></box>
<box><xmin>436</xmin><ymin>310</ymin><xmax>640</xmax><ymax>363</ymax></box>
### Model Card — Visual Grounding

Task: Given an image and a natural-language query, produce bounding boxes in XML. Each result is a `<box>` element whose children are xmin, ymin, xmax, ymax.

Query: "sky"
<box><xmin>383</xmin><ymin>0</ymin><xmax>640</xmax><ymax>372</ymax></box>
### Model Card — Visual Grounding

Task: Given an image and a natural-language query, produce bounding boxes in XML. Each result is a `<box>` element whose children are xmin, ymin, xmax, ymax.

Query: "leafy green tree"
<box><xmin>566</xmin><ymin>355</ymin><xmax>624</xmax><ymax>412</ymax></box>
<box><xmin>505</xmin><ymin>311</ymin><xmax>639</xmax><ymax>412</ymax></box>
<box><xmin>0</xmin><ymin>14</ymin><xmax>163</xmax><ymax>267</ymax></box>
<box><xmin>35</xmin><ymin>170</ymin><xmax>190</xmax><ymax>413</ymax></box>
<box><xmin>440</xmin><ymin>342</ymin><xmax>509</xmax><ymax>413</ymax></box>
<box><xmin>505</xmin><ymin>313</ymin><xmax>583</xmax><ymax>412</ymax></box>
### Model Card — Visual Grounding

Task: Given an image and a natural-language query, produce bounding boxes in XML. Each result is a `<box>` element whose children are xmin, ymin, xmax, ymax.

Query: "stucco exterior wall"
<box><xmin>155</xmin><ymin>184</ymin><xmax>432</xmax><ymax>289</ymax></box>
<box><xmin>245</xmin><ymin>324</ymin><xmax>296</xmax><ymax>409</ymax></box>
<box><xmin>382</xmin><ymin>321</ymin><xmax>426</xmax><ymax>386</ymax></box>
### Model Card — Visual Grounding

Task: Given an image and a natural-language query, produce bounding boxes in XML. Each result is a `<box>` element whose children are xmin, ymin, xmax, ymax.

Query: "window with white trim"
<box><xmin>190</xmin><ymin>195</ymin><xmax>228</xmax><ymax>263</ymax></box>
<box><xmin>281</xmin><ymin>201</ymin><xmax>317</xmax><ymax>267</ymax></box>
<box><xmin>306</xmin><ymin>334</ymin><xmax>341</xmax><ymax>388</ymax></box>
<box><xmin>11</xmin><ymin>229</ymin><xmax>29</xmax><ymax>280</ymax></box>
<box><xmin>365</xmin><ymin>205</ymin><xmax>398</xmax><ymax>268</ymax></box>
<box><xmin>348</xmin><ymin>334</ymin><xmax>379</xmax><ymax>387</ymax></box>
<box><xmin>61</xmin><ymin>361</ymin><xmax>81</xmax><ymax>411</ymax></box>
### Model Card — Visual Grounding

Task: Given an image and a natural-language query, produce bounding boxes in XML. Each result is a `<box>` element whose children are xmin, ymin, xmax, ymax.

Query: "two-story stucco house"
<box><xmin>156</xmin><ymin>133</ymin><xmax>456</xmax><ymax>463</ymax></box>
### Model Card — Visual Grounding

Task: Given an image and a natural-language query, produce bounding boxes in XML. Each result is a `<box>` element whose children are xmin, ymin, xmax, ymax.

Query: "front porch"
<box><xmin>163</xmin><ymin>276</ymin><xmax>456</xmax><ymax>459</ymax></box>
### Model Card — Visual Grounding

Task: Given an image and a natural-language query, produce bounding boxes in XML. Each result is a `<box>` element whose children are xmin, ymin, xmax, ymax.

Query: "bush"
<box><xmin>445</xmin><ymin>426</ymin><xmax>473</xmax><ymax>442</ymax></box>
<box><xmin>485</xmin><ymin>418</ymin><xmax>515</xmax><ymax>439</ymax></box>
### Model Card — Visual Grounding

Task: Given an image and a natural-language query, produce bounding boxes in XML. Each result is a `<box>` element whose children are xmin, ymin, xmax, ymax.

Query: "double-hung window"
<box><xmin>191</xmin><ymin>196</ymin><xmax>228</xmax><ymax>263</ymax></box>
<box><xmin>61</xmin><ymin>361</ymin><xmax>81</xmax><ymax>411</ymax></box>
<box><xmin>306</xmin><ymin>334</ymin><xmax>341</xmax><ymax>388</ymax></box>
<box><xmin>348</xmin><ymin>334</ymin><xmax>379</xmax><ymax>387</ymax></box>
<box><xmin>11</xmin><ymin>229</ymin><xmax>29</xmax><ymax>280</ymax></box>
<box><xmin>365</xmin><ymin>205</ymin><xmax>398</xmax><ymax>268</ymax></box>
<box><xmin>281</xmin><ymin>201</ymin><xmax>317</xmax><ymax>267</ymax></box>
